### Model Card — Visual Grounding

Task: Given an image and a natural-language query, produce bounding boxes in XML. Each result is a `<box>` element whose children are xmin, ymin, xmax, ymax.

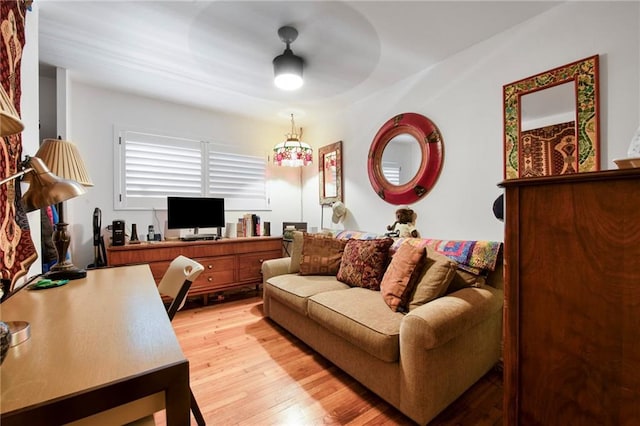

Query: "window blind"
<box><xmin>115</xmin><ymin>129</ymin><xmax>268</xmax><ymax>211</ymax></box>
<box><xmin>382</xmin><ymin>161</ymin><xmax>401</xmax><ymax>186</ymax></box>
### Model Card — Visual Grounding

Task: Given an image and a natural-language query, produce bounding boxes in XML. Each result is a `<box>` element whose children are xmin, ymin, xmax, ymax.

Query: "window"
<box><xmin>382</xmin><ymin>161</ymin><xmax>401</xmax><ymax>186</ymax></box>
<box><xmin>115</xmin><ymin>128</ymin><xmax>268</xmax><ymax>211</ymax></box>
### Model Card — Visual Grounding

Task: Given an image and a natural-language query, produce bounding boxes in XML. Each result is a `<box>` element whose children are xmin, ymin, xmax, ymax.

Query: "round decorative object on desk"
<box><xmin>0</xmin><ymin>321</ymin><xmax>10</xmax><ymax>365</ymax></box>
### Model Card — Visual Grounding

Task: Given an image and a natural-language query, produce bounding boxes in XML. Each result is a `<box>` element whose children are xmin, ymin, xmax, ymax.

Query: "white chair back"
<box><xmin>157</xmin><ymin>255</ymin><xmax>204</xmax><ymax>314</ymax></box>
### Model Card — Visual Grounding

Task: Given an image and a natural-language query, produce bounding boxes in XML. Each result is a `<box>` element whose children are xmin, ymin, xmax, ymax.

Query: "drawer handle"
<box><xmin>207</xmin><ymin>277</ymin><xmax>213</xmax><ymax>282</ymax></box>
<box><xmin>207</xmin><ymin>264</ymin><xmax>213</xmax><ymax>269</ymax></box>
<box><xmin>259</xmin><ymin>259</ymin><xmax>264</xmax><ymax>263</ymax></box>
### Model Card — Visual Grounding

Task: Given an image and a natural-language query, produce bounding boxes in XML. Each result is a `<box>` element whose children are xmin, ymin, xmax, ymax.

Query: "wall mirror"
<box><xmin>367</xmin><ymin>113</ymin><xmax>444</xmax><ymax>205</ymax></box>
<box><xmin>318</xmin><ymin>141</ymin><xmax>343</xmax><ymax>205</ymax></box>
<box><xmin>503</xmin><ymin>55</ymin><xmax>600</xmax><ymax>179</ymax></box>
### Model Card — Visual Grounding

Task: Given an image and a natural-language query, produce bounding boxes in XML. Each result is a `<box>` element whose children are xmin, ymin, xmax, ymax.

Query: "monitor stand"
<box><xmin>180</xmin><ymin>227</ymin><xmax>222</xmax><ymax>241</ymax></box>
<box><xmin>180</xmin><ymin>234</ymin><xmax>218</xmax><ymax>241</ymax></box>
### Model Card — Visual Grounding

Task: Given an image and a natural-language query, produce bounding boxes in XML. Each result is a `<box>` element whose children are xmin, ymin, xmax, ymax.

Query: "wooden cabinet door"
<box><xmin>502</xmin><ymin>170</ymin><xmax>640</xmax><ymax>425</ymax></box>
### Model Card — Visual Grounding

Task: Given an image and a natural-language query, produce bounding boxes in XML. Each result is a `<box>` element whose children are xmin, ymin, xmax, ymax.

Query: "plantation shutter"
<box><xmin>115</xmin><ymin>129</ymin><xmax>268</xmax><ymax>211</ymax></box>
<box><xmin>382</xmin><ymin>161</ymin><xmax>401</xmax><ymax>186</ymax></box>
<box><xmin>207</xmin><ymin>150</ymin><xmax>268</xmax><ymax>210</ymax></box>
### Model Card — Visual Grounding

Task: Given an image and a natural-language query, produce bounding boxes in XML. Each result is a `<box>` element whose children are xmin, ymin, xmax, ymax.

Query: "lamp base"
<box><xmin>49</xmin><ymin>221</ymin><xmax>86</xmax><ymax>280</ymax></box>
<box><xmin>44</xmin><ymin>266</ymin><xmax>87</xmax><ymax>280</ymax></box>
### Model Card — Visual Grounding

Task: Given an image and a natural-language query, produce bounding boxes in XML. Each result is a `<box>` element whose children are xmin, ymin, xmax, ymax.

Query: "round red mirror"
<box><xmin>367</xmin><ymin>113</ymin><xmax>444</xmax><ymax>205</ymax></box>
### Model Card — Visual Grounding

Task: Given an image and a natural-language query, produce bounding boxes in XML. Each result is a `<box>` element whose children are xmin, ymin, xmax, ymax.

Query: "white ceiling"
<box><xmin>37</xmin><ymin>1</ymin><xmax>560</xmax><ymax>124</ymax></box>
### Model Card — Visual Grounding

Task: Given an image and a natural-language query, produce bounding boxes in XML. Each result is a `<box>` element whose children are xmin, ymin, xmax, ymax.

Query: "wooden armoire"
<box><xmin>500</xmin><ymin>169</ymin><xmax>640</xmax><ymax>425</ymax></box>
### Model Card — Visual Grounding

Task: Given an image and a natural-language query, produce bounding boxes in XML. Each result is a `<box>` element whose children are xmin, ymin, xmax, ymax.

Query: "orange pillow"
<box><xmin>380</xmin><ymin>243</ymin><xmax>426</xmax><ymax>312</ymax></box>
<box><xmin>299</xmin><ymin>234</ymin><xmax>347</xmax><ymax>275</ymax></box>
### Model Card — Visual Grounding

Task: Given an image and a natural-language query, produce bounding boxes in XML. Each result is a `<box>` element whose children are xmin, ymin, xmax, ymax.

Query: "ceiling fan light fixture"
<box><xmin>273</xmin><ymin>26</ymin><xmax>304</xmax><ymax>91</ymax></box>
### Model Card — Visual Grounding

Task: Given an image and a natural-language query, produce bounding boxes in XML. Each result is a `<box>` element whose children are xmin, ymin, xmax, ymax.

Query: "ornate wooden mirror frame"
<box><xmin>367</xmin><ymin>113</ymin><xmax>444</xmax><ymax>205</ymax></box>
<box><xmin>318</xmin><ymin>141</ymin><xmax>343</xmax><ymax>205</ymax></box>
<box><xmin>503</xmin><ymin>55</ymin><xmax>600</xmax><ymax>179</ymax></box>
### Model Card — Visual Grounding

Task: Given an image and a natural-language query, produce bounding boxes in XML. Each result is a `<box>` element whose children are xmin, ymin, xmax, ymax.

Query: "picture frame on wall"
<box><xmin>318</xmin><ymin>141</ymin><xmax>343</xmax><ymax>205</ymax></box>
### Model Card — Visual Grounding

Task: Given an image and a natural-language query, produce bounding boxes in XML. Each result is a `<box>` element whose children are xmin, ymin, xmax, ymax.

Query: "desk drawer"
<box><xmin>192</xmin><ymin>256</ymin><xmax>236</xmax><ymax>291</ymax></box>
<box><xmin>237</xmin><ymin>250</ymin><xmax>281</xmax><ymax>282</ymax></box>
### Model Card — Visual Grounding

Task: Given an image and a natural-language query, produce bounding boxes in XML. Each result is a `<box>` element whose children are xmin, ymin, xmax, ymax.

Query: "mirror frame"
<box><xmin>503</xmin><ymin>55</ymin><xmax>600</xmax><ymax>179</ymax></box>
<box><xmin>367</xmin><ymin>113</ymin><xmax>444</xmax><ymax>205</ymax></box>
<box><xmin>318</xmin><ymin>141</ymin><xmax>343</xmax><ymax>205</ymax></box>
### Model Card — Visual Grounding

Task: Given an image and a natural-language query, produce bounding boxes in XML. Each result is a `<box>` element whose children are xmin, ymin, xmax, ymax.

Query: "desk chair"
<box><xmin>158</xmin><ymin>256</ymin><xmax>206</xmax><ymax>425</ymax></box>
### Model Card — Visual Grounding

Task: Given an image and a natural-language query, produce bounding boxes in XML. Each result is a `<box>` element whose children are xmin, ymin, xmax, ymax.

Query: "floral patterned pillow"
<box><xmin>336</xmin><ymin>238</ymin><xmax>394</xmax><ymax>290</ymax></box>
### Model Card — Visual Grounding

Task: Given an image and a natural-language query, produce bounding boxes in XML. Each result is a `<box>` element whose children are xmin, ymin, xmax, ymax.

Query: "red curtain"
<box><xmin>1</xmin><ymin>0</ymin><xmax>36</xmax><ymax>291</ymax></box>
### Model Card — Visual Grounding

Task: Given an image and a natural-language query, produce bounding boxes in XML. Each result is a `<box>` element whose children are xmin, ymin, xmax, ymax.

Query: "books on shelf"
<box><xmin>237</xmin><ymin>214</ymin><xmax>261</xmax><ymax>237</ymax></box>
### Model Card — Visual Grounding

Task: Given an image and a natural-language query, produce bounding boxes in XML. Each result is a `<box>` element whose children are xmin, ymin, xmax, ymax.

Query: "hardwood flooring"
<box><xmin>153</xmin><ymin>291</ymin><xmax>503</xmax><ymax>425</ymax></box>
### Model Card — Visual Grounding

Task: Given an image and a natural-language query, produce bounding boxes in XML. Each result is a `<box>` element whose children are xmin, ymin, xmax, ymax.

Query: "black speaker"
<box><xmin>112</xmin><ymin>219</ymin><xmax>125</xmax><ymax>246</ymax></box>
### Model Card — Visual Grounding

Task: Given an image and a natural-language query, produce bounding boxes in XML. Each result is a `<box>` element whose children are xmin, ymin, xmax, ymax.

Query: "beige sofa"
<box><xmin>262</xmin><ymin>233</ymin><xmax>503</xmax><ymax>425</ymax></box>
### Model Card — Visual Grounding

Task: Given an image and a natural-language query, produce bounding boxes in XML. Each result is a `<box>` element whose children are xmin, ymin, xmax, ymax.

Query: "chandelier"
<box><xmin>273</xmin><ymin>114</ymin><xmax>313</xmax><ymax>167</ymax></box>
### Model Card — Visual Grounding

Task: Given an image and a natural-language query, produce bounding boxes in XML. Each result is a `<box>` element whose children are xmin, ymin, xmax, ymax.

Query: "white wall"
<box><xmin>62</xmin><ymin>83</ymin><xmax>302</xmax><ymax>268</ymax></box>
<box><xmin>20</xmin><ymin>5</ymin><xmax>41</xmax><ymax>282</ymax></box>
<box><xmin>305</xmin><ymin>1</ymin><xmax>639</xmax><ymax>241</ymax></box>
<box><xmin>31</xmin><ymin>1</ymin><xmax>640</xmax><ymax>269</ymax></box>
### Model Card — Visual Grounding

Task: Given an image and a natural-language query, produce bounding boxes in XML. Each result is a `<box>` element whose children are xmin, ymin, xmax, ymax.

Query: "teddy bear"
<box><xmin>386</xmin><ymin>207</ymin><xmax>419</xmax><ymax>238</ymax></box>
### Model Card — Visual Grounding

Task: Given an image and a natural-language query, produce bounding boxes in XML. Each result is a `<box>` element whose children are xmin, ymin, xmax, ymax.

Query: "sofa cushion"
<box><xmin>299</xmin><ymin>234</ymin><xmax>348</xmax><ymax>276</ymax></box>
<box><xmin>447</xmin><ymin>269</ymin><xmax>486</xmax><ymax>293</ymax></box>
<box><xmin>336</xmin><ymin>238</ymin><xmax>393</xmax><ymax>290</ymax></box>
<box><xmin>380</xmin><ymin>243</ymin><xmax>427</xmax><ymax>312</ymax></box>
<box><xmin>408</xmin><ymin>246</ymin><xmax>458</xmax><ymax>311</ymax></box>
<box><xmin>307</xmin><ymin>287</ymin><xmax>404</xmax><ymax>362</ymax></box>
<box><xmin>288</xmin><ymin>231</ymin><xmax>305</xmax><ymax>274</ymax></box>
<box><xmin>265</xmin><ymin>274</ymin><xmax>349</xmax><ymax>315</ymax></box>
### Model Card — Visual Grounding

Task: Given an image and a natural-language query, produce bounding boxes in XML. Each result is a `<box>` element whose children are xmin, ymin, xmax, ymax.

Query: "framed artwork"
<box><xmin>318</xmin><ymin>141</ymin><xmax>342</xmax><ymax>205</ymax></box>
<box><xmin>503</xmin><ymin>55</ymin><xmax>600</xmax><ymax>179</ymax></box>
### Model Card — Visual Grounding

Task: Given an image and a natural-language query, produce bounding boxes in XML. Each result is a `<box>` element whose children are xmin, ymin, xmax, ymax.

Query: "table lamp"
<box><xmin>33</xmin><ymin>137</ymin><xmax>93</xmax><ymax>280</ymax></box>
<box><xmin>1</xmin><ymin>87</ymin><xmax>87</xmax><ymax>358</ymax></box>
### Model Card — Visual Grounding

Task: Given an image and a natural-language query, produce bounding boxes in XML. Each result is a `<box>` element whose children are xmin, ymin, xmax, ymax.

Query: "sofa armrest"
<box><xmin>262</xmin><ymin>257</ymin><xmax>292</xmax><ymax>282</ymax></box>
<box><xmin>400</xmin><ymin>286</ymin><xmax>503</xmax><ymax>350</ymax></box>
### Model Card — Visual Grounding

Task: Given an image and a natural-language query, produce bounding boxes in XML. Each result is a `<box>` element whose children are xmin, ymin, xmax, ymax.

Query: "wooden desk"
<box><xmin>0</xmin><ymin>264</ymin><xmax>190</xmax><ymax>426</ymax></box>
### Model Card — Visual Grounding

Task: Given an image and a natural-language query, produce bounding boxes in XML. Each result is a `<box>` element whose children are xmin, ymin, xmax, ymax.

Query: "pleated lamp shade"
<box><xmin>0</xmin><ymin>85</ymin><xmax>24</xmax><ymax>137</ymax></box>
<box><xmin>21</xmin><ymin>157</ymin><xmax>87</xmax><ymax>212</ymax></box>
<box><xmin>35</xmin><ymin>138</ymin><xmax>93</xmax><ymax>187</ymax></box>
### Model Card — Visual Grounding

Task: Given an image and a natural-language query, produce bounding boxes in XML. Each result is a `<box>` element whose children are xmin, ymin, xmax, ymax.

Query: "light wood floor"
<box><xmin>153</xmin><ymin>291</ymin><xmax>503</xmax><ymax>425</ymax></box>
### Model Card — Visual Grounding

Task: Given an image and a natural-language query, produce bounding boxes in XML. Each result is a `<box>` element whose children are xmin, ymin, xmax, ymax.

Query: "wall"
<box><xmin>305</xmin><ymin>1</ymin><xmax>639</xmax><ymax>241</ymax></box>
<box><xmin>35</xmin><ymin>2</ymin><xmax>639</xmax><ymax>269</ymax></box>
<box><xmin>58</xmin><ymin>83</ymin><xmax>301</xmax><ymax>269</ymax></box>
<box><xmin>20</xmin><ymin>5</ymin><xmax>41</xmax><ymax>282</ymax></box>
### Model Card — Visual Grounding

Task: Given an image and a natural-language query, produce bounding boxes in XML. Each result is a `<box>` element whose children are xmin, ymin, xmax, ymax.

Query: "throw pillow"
<box><xmin>336</xmin><ymin>238</ymin><xmax>393</xmax><ymax>290</ymax></box>
<box><xmin>407</xmin><ymin>246</ymin><xmax>458</xmax><ymax>311</ymax></box>
<box><xmin>299</xmin><ymin>234</ymin><xmax>348</xmax><ymax>276</ymax></box>
<box><xmin>446</xmin><ymin>269</ymin><xmax>486</xmax><ymax>293</ymax></box>
<box><xmin>380</xmin><ymin>243</ymin><xmax>427</xmax><ymax>312</ymax></box>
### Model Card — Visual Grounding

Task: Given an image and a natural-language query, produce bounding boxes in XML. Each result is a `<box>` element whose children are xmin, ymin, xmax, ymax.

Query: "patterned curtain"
<box><xmin>1</xmin><ymin>0</ymin><xmax>36</xmax><ymax>291</ymax></box>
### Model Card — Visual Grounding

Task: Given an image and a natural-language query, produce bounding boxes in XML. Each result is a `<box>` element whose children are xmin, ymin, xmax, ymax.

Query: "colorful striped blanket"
<box><xmin>332</xmin><ymin>230</ymin><xmax>502</xmax><ymax>275</ymax></box>
<box><xmin>390</xmin><ymin>238</ymin><xmax>502</xmax><ymax>274</ymax></box>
